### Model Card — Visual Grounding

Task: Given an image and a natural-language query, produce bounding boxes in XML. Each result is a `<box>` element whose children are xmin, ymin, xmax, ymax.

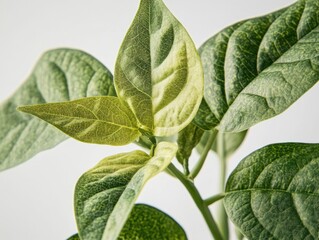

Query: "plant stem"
<box><xmin>204</xmin><ymin>193</ymin><xmax>225</xmax><ymax>206</ymax></box>
<box><xmin>188</xmin><ymin>129</ymin><xmax>217</xmax><ymax>180</ymax></box>
<box><xmin>217</xmin><ymin>133</ymin><xmax>229</xmax><ymax>240</ymax></box>
<box><xmin>168</xmin><ymin>163</ymin><xmax>224</xmax><ymax>240</ymax></box>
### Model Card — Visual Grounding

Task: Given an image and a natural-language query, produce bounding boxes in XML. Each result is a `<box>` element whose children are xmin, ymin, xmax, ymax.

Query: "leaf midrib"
<box><xmin>34</xmin><ymin>111</ymin><xmax>138</xmax><ymax>131</ymax></box>
<box><xmin>220</xmin><ymin>2</ymin><xmax>318</xmax><ymax>124</ymax></box>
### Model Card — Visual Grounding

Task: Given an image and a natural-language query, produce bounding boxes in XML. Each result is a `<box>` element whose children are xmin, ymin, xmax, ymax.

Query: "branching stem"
<box><xmin>204</xmin><ymin>193</ymin><xmax>225</xmax><ymax>206</ymax></box>
<box><xmin>168</xmin><ymin>163</ymin><xmax>224</xmax><ymax>240</ymax></box>
<box><xmin>188</xmin><ymin>129</ymin><xmax>217</xmax><ymax>180</ymax></box>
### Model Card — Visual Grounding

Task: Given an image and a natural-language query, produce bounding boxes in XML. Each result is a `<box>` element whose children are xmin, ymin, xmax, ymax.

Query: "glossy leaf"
<box><xmin>197</xmin><ymin>130</ymin><xmax>247</xmax><ymax>159</ymax></box>
<box><xmin>114</xmin><ymin>0</ymin><xmax>203</xmax><ymax>136</ymax></box>
<box><xmin>200</xmin><ymin>0</ymin><xmax>319</xmax><ymax>132</ymax></box>
<box><xmin>0</xmin><ymin>49</ymin><xmax>115</xmax><ymax>170</ymax></box>
<box><xmin>177</xmin><ymin>123</ymin><xmax>204</xmax><ymax>173</ymax></box>
<box><xmin>75</xmin><ymin>142</ymin><xmax>177</xmax><ymax>240</ymax></box>
<box><xmin>224</xmin><ymin>143</ymin><xmax>319</xmax><ymax>239</ymax></box>
<box><xmin>18</xmin><ymin>96</ymin><xmax>140</xmax><ymax>146</ymax></box>
<box><xmin>118</xmin><ymin>204</ymin><xmax>187</xmax><ymax>240</ymax></box>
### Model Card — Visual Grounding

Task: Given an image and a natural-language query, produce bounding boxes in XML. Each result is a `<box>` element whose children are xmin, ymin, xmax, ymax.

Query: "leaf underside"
<box><xmin>75</xmin><ymin>142</ymin><xmax>177</xmax><ymax>240</ymax></box>
<box><xmin>114</xmin><ymin>0</ymin><xmax>203</xmax><ymax>136</ymax></box>
<box><xmin>198</xmin><ymin>0</ymin><xmax>319</xmax><ymax>132</ymax></box>
<box><xmin>224</xmin><ymin>143</ymin><xmax>319</xmax><ymax>240</ymax></box>
<box><xmin>0</xmin><ymin>49</ymin><xmax>115</xmax><ymax>171</ymax></box>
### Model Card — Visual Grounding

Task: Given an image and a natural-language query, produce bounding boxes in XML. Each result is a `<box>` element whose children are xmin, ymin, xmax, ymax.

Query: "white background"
<box><xmin>1</xmin><ymin>0</ymin><xmax>318</xmax><ymax>239</ymax></box>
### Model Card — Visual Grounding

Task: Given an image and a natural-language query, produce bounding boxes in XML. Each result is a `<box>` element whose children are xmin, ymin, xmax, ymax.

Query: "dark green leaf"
<box><xmin>18</xmin><ymin>96</ymin><xmax>140</xmax><ymax>146</ymax></box>
<box><xmin>197</xmin><ymin>130</ymin><xmax>247</xmax><ymax>159</ymax></box>
<box><xmin>70</xmin><ymin>204</ymin><xmax>187</xmax><ymax>240</ymax></box>
<box><xmin>114</xmin><ymin>0</ymin><xmax>203</xmax><ymax>136</ymax></box>
<box><xmin>0</xmin><ymin>49</ymin><xmax>115</xmax><ymax>171</ymax></box>
<box><xmin>177</xmin><ymin>123</ymin><xmax>204</xmax><ymax>173</ymax></box>
<box><xmin>75</xmin><ymin>142</ymin><xmax>177</xmax><ymax>240</ymax></box>
<box><xmin>118</xmin><ymin>204</ymin><xmax>187</xmax><ymax>240</ymax></box>
<box><xmin>224</xmin><ymin>143</ymin><xmax>319</xmax><ymax>239</ymax></box>
<box><xmin>200</xmin><ymin>0</ymin><xmax>319</xmax><ymax>132</ymax></box>
<box><xmin>192</xmin><ymin>99</ymin><xmax>219</xmax><ymax>130</ymax></box>
<box><xmin>66</xmin><ymin>234</ymin><xmax>80</xmax><ymax>240</ymax></box>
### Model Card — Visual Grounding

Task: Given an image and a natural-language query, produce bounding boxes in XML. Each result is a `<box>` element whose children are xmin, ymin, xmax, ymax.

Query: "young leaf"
<box><xmin>201</xmin><ymin>0</ymin><xmax>319</xmax><ymax>132</ymax></box>
<box><xmin>74</xmin><ymin>142</ymin><xmax>177</xmax><ymax>240</ymax></box>
<box><xmin>176</xmin><ymin>123</ymin><xmax>204</xmax><ymax>173</ymax></box>
<box><xmin>224</xmin><ymin>143</ymin><xmax>319</xmax><ymax>239</ymax></box>
<box><xmin>0</xmin><ymin>49</ymin><xmax>115</xmax><ymax>171</ymax></box>
<box><xmin>18</xmin><ymin>96</ymin><xmax>140</xmax><ymax>146</ymax></box>
<box><xmin>197</xmin><ymin>130</ymin><xmax>247</xmax><ymax>160</ymax></box>
<box><xmin>118</xmin><ymin>204</ymin><xmax>187</xmax><ymax>240</ymax></box>
<box><xmin>70</xmin><ymin>204</ymin><xmax>187</xmax><ymax>240</ymax></box>
<box><xmin>114</xmin><ymin>0</ymin><xmax>203</xmax><ymax>136</ymax></box>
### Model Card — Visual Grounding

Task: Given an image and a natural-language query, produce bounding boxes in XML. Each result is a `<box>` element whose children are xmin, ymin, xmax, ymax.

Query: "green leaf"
<box><xmin>192</xmin><ymin>99</ymin><xmax>219</xmax><ymax>130</ymax></box>
<box><xmin>224</xmin><ymin>143</ymin><xmax>319</xmax><ymax>239</ymax></box>
<box><xmin>118</xmin><ymin>204</ymin><xmax>187</xmax><ymax>240</ymax></box>
<box><xmin>67</xmin><ymin>234</ymin><xmax>80</xmax><ymax>240</ymax></box>
<box><xmin>114</xmin><ymin>0</ymin><xmax>203</xmax><ymax>136</ymax></box>
<box><xmin>18</xmin><ymin>96</ymin><xmax>140</xmax><ymax>146</ymax></box>
<box><xmin>176</xmin><ymin>123</ymin><xmax>204</xmax><ymax>173</ymax></box>
<box><xmin>0</xmin><ymin>48</ymin><xmax>115</xmax><ymax>171</ymax></box>
<box><xmin>70</xmin><ymin>204</ymin><xmax>187</xmax><ymax>240</ymax></box>
<box><xmin>197</xmin><ymin>130</ymin><xmax>247</xmax><ymax>159</ymax></box>
<box><xmin>201</xmin><ymin>0</ymin><xmax>319</xmax><ymax>132</ymax></box>
<box><xmin>75</xmin><ymin>142</ymin><xmax>177</xmax><ymax>240</ymax></box>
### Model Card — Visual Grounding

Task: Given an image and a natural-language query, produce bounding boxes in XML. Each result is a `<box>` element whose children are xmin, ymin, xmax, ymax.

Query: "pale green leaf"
<box><xmin>224</xmin><ymin>143</ymin><xmax>319</xmax><ymax>239</ymax></box>
<box><xmin>118</xmin><ymin>204</ymin><xmax>187</xmax><ymax>240</ymax></box>
<box><xmin>0</xmin><ymin>49</ymin><xmax>115</xmax><ymax>170</ymax></box>
<box><xmin>18</xmin><ymin>96</ymin><xmax>140</xmax><ymax>146</ymax></box>
<box><xmin>197</xmin><ymin>130</ymin><xmax>247</xmax><ymax>159</ymax></box>
<box><xmin>200</xmin><ymin>0</ymin><xmax>319</xmax><ymax>132</ymax></box>
<box><xmin>75</xmin><ymin>142</ymin><xmax>177</xmax><ymax>240</ymax></box>
<box><xmin>114</xmin><ymin>0</ymin><xmax>203</xmax><ymax>136</ymax></box>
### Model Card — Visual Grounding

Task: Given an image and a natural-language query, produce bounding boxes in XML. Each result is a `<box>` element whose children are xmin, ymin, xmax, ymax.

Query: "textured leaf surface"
<box><xmin>176</xmin><ymin>123</ymin><xmax>204</xmax><ymax>171</ymax></box>
<box><xmin>118</xmin><ymin>204</ymin><xmax>187</xmax><ymax>240</ymax></box>
<box><xmin>71</xmin><ymin>204</ymin><xmax>187</xmax><ymax>240</ymax></box>
<box><xmin>200</xmin><ymin>0</ymin><xmax>319</xmax><ymax>132</ymax></box>
<box><xmin>0</xmin><ymin>49</ymin><xmax>115</xmax><ymax>170</ymax></box>
<box><xmin>114</xmin><ymin>0</ymin><xmax>203</xmax><ymax>136</ymax></box>
<box><xmin>224</xmin><ymin>143</ymin><xmax>319</xmax><ymax>239</ymax></box>
<box><xmin>75</xmin><ymin>142</ymin><xmax>177</xmax><ymax>240</ymax></box>
<box><xmin>18</xmin><ymin>96</ymin><xmax>140</xmax><ymax>146</ymax></box>
<box><xmin>192</xmin><ymin>99</ymin><xmax>219</xmax><ymax>130</ymax></box>
<box><xmin>197</xmin><ymin>130</ymin><xmax>247</xmax><ymax>159</ymax></box>
<box><xmin>67</xmin><ymin>234</ymin><xmax>80</xmax><ymax>240</ymax></box>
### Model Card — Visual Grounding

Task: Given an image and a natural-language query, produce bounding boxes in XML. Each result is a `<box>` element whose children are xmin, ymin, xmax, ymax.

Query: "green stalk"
<box><xmin>188</xmin><ymin>129</ymin><xmax>217</xmax><ymax>180</ymax></box>
<box><xmin>168</xmin><ymin>163</ymin><xmax>224</xmax><ymax>240</ymax></box>
<box><xmin>217</xmin><ymin>133</ymin><xmax>229</xmax><ymax>240</ymax></box>
<box><xmin>204</xmin><ymin>193</ymin><xmax>225</xmax><ymax>206</ymax></box>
